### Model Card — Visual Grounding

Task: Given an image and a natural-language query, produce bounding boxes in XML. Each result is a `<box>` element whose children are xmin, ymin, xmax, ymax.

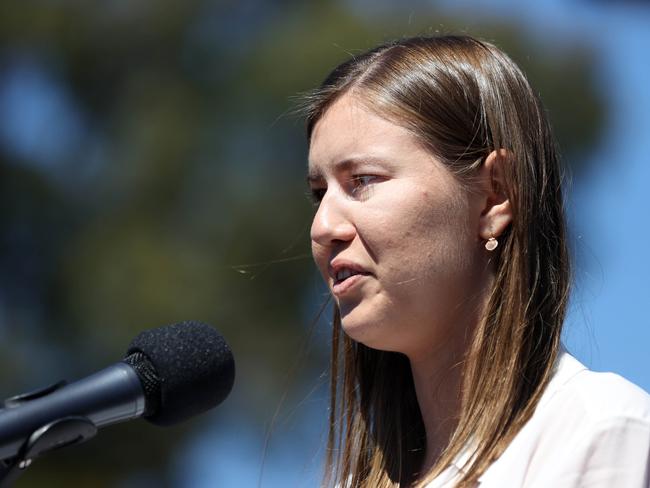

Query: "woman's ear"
<box><xmin>478</xmin><ymin>149</ymin><xmax>513</xmax><ymax>241</ymax></box>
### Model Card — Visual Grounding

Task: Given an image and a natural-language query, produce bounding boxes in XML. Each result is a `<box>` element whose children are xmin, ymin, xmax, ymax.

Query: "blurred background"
<box><xmin>0</xmin><ymin>0</ymin><xmax>648</xmax><ymax>486</ymax></box>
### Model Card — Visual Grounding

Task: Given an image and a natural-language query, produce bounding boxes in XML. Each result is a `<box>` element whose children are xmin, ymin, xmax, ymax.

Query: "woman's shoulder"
<box><xmin>544</xmin><ymin>349</ymin><xmax>650</xmax><ymax>425</ymax></box>
<box><xmin>475</xmin><ymin>350</ymin><xmax>650</xmax><ymax>487</ymax></box>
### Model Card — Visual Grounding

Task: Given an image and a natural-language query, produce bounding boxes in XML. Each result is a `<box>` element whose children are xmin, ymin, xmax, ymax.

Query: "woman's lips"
<box><xmin>332</xmin><ymin>272</ymin><xmax>370</xmax><ymax>296</ymax></box>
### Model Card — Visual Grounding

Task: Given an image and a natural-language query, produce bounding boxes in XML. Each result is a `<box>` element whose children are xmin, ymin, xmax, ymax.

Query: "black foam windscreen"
<box><xmin>125</xmin><ymin>321</ymin><xmax>235</xmax><ymax>426</ymax></box>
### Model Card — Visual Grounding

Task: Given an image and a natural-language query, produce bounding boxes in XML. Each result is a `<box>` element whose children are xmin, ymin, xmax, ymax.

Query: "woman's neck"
<box><xmin>410</xmin><ymin>344</ymin><xmax>464</xmax><ymax>473</ymax></box>
<box><xmin>409</xmin><ymin>282</ymin><xmax>493</xmax><ymax>476</ymax></box>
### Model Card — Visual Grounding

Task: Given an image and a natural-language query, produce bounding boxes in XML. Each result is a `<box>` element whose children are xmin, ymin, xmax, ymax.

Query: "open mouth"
<box><xmin>334</xmin><ymin>268</ymin><xmax>369</xmax><ymax>285</ymax></box>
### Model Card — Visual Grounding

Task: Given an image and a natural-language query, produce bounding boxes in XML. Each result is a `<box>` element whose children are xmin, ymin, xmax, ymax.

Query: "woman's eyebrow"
<box><xmin>306</xmin><ymin>160</ymin><xmax>355</xmax><ymax>185</ymax></box>
<box><xmin>308</xmin><ymin>156</ymin><xmax>391</xmax><ymax>182</ymax></box>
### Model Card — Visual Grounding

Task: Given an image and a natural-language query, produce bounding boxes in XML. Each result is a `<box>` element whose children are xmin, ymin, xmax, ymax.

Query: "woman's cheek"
<box><xmin>311</xmin><ymin>243</ymin><xmax>329</xmax><ymax>279</ymax></box>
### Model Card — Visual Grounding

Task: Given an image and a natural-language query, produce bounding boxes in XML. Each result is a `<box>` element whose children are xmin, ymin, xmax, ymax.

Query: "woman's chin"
<box><xmin>340</xmin><ymin>314</ymin><xmax>379</xmax><ymax>346</ymax></box>
<box><xmin>340</xmin><ymin>315</ymin><xmax>401</xmax><ymax>352</ymax></box>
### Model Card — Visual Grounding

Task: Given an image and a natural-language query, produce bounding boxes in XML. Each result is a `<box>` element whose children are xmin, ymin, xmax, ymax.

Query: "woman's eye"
<box><xmin>350</xmin><ymin>175</ymin><xmax>378</xmax><ymax>198</ymax></box>
<box><xmin>309</xmin><ymin>187</ymin><xmax>326</xmax><ymax>204</ymax></box>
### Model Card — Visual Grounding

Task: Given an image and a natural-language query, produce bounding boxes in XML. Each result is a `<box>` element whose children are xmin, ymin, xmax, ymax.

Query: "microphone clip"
<box><xmin>0</xmin><ymin>382</ymin><xmax>98</xmax><ymax>487</ymax></box>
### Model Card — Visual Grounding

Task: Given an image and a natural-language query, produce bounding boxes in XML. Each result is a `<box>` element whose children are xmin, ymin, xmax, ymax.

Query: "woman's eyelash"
<box><xmin>351</xmin><ymin>175</ymin><xmax>375</xmax><ymax>186</ymax></box>
<box><xmin>309</xmin><ymin>188</ymin><xmax>326</xmax><ymax>204</ymax></box>
<box><xmin>307</xmin><ymin>175</ymin><xmax>379</xmax><ymax>205</ymax></box>
<box><xmin>350</xmin><ymin>175</ymin><xmax>378</xmax><ymax>196</ymax></box>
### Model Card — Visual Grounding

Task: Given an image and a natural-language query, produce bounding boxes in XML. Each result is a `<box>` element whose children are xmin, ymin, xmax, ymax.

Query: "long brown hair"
<box><xmin>305</xmin><ymin>36</ymin><xmax>570</xmax><ymax>487</ymax></box>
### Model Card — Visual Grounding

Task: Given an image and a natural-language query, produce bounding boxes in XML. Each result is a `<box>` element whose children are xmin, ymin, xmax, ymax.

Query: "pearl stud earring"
<box><xmin>485</xmin><ymin>237</ymin><xmax>498</xmax><ymax>251</ymax></box>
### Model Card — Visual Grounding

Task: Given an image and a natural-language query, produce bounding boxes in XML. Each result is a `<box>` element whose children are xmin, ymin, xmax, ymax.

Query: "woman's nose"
<box><xmin>310</xmin><ymin>191</ymin><xmax>356</xmax><ymax>247</ymax></box>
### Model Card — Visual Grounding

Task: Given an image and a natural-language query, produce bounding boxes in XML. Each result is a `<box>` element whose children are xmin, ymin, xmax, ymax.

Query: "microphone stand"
<box><xmin>0</xmin><ymin>381</ymin><xmax>98</xmax><ymax>487</ymax></box>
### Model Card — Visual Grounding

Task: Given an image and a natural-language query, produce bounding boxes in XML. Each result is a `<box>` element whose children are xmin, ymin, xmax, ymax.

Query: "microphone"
<box><xmin>0</xmin><ymin>321</ymin><xmax>235</xmax><ymax>470</ymax></box>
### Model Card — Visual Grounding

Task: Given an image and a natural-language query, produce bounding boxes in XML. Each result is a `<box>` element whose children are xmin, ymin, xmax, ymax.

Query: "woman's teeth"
<box><xmin>336</xmin><ymin>269</ymin><xmax>357</xmax><ymax>282</ymax></box>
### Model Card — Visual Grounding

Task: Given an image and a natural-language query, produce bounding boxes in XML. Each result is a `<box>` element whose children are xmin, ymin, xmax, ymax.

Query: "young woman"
<box><xmin>305</xmin><ymin>36</ymin><xmax>650</xmax><ymax>487</ymax></box>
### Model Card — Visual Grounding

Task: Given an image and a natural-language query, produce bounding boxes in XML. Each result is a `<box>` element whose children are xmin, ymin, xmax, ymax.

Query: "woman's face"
<box><xmin>308</xmin><ymin>94</ymin><xmax>489</xmax><ymax>359</ymax></box>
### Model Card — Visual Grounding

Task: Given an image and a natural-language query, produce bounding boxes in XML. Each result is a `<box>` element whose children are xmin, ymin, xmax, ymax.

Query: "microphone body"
<box><xmin>0</xmin><ymin>321</ymin><xmax>234</xmax><ymax>474</ymax></box>
<box><xmin>0</xmin><ymin>362</ymin><xmax>145</xmax><ymax>462</ymax></box>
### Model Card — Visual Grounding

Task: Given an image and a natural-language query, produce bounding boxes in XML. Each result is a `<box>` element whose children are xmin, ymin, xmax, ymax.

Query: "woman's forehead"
<box><xmin>308</xmin><ymin>95</ymin><xmax>422</xmax><ymax>173</ymax></box>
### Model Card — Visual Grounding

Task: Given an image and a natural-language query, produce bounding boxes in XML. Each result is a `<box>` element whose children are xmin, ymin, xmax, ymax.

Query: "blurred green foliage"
<box><xmin>0</xmin><ymin>1</ymin><xmax>604</xmax><ymax>486</ymax></box>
